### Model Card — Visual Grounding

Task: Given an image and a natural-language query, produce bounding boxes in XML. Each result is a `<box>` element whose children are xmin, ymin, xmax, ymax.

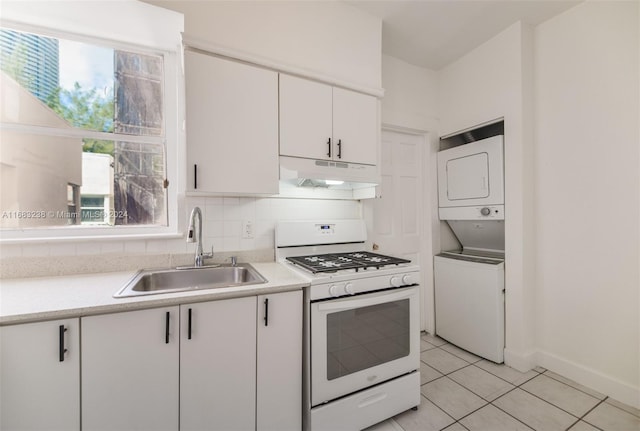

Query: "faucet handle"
<box><xmin>230</xmin><ymin>256</ymin><xmax>237</xmax><ymax>267</ymax></box>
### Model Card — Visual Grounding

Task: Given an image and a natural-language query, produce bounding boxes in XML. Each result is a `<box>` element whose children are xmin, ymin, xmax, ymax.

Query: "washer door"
<box><xmin>434</xmin><ymin>256</ymin><xmax>505</xmax><ymax>363</ymax></box>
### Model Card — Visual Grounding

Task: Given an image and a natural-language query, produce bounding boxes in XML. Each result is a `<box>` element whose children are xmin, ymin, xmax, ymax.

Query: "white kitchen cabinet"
<box><xmin>185</xmin><ymin>49</ymin><xmax>279</xmax><ymax>195</ymax></box>
<box><xmin>81</xmin><ymin>307</ymin><xmax>179</xmax><ymax>431</ymax></box>
<box><xmin>256</xmin><ymin>290</ymin><xmax>303</xmax><ymax>431</ymax></box>
<box><xmin>180</xmin><ymin>297</ymin><xmax>257</xmax><ymax>431</ymax></box>
<box><xmin>0</xmin><ymin>318</ymin><xmax>80</xmax><ymax>431</ymax></box>
<box><xmin>279</xmin><ymin>74</ymin><xmax>378</xmax><ymax>166</ymax></box>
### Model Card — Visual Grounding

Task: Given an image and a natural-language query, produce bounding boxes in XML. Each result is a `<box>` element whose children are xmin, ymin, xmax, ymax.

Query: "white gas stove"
<box><xmin>276</xmin><ymin>220</ymin><xmax>421</xmax><ymax>431</ymax></box>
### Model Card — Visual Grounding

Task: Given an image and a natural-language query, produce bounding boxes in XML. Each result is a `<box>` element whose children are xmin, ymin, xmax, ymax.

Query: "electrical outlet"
<box><xmin>242</xmin><ymin>220</ymin><xmax>254</xmax><ymax>239</ymax></box>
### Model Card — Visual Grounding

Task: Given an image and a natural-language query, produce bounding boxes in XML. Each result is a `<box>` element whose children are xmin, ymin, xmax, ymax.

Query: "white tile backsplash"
<box><xmin>1</xmin><ymin>196</ymin><xmax>362</xmax><ymax>278</ymax></box>
<box><xmin>124</xmin><ymin>240</ymin><xmax>146</xmax><ymax>254</ymax></box>
<box><xmin>100</xmin><ymin>242</ymin><xmax>124</xmax><ymax>254</ymax></box>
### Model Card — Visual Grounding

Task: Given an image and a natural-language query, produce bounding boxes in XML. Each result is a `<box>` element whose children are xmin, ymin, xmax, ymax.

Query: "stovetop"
<box><xmin>286</xmin><ymin>251</ymin><xmax>411</xmax><ymax>274</ymax></box>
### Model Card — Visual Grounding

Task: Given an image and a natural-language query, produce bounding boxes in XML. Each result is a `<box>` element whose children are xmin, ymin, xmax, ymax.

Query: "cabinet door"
<box><xmin>81</xmin><ymin>307</ymin><xmax>179</xmax><ymax>431</ymax></box>
<box><xmin>1</xmin><ymin>319</ymin><xmax>80</xmax><ymax>431</ymax></box>
<box><xmin>332</xmin><ymin>87</ymin><xmax>378</xmax><ymax>165</ymax></box>
<box><xmin>180</xmin><ymin>297</ymin><xmax>257</xmax><ymax>431</ymax></box>
<box><xmin>256</xmin><ymin>291</ymin><xmax>303</xmax><ymax>431</ymax></box>
<box><xmin>185</xmin><ymin>50</ymin><xmax>279</xmax><ymax>194</ymax></box>
<box><xmin>279</xmin><ymin>74</ymin><xmax>333</xmax><ymax>160</ymax></box>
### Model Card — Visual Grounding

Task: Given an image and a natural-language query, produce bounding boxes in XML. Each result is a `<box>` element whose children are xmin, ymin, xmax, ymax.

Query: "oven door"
<box><xmin>310</xmin><ymin>285</ymin><xmax>420</xmax><ymax>406</ymax></box>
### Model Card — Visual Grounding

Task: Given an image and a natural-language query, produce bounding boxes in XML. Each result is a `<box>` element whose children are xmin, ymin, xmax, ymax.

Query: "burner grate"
<box><xmin>286</xmin><ymin>251</ymin><xmax>411</xmax><ymax>274</ymax></box>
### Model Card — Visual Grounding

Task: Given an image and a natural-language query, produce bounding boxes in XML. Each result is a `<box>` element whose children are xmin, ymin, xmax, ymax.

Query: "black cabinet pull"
<box><xmin>337</xmin><ymin>139</ymin><xmax>342</xmax><ymax>159</ymax></box>
<box><xmin>326</xmin><ymin>138</ymin><xmax>331</xmax><ymax>158</ymax></box>
<box><xmin>194</xmin><ymin>164</ymin><xmax>198</xmax><ymax>189</ymax></box>
<box><xmin>165</xmin><ymin>311</ymin><xmax>170</xmax><ymax>344</ymax></box>
<box><xmin>58</xmin><ymin>325</ymin><xmax>67</xmax><ymax>362</ymax></box>
<box><xmin>264</xmin><ymin>298</ymin><xmax>269</xmax><ymax>327</ymax></box>
<box><xmin>188</xmin><ymin>308</ymin><xmax>192</xmax><ymax>340</ymax></box>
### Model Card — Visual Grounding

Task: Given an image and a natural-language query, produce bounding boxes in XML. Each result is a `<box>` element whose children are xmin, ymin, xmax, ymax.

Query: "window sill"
<box><xmin>0</xmin><ymin>231</ymin><xmax>184</xmax><ymax>245</ymax></box>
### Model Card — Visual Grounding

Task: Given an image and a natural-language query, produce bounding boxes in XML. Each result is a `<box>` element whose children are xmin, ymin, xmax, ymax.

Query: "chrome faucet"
<box><xmin>186</xmin><ymin>207</ymin><xmax>213</xmax><ymax>267</ymax></box>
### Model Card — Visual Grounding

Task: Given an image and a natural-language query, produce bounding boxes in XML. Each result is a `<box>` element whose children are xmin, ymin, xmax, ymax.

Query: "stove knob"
<box><xmin>390</xmin><ymin>276</ymin><xmax>402</xmax><ymax>287</ymax></box>
<box><xmin>344</xmin><ymin>282</ymin><xmax>355</xmax><ymax>295</ymax></box>
<box><xmin>329</xmin><ymin>285</ymin><xmax>340</xmax><ymax>297</ymax></box>
<box><xmin>481</xmin><ymin>207</ymin><xmax>491</xmax><ymax>216</ymax></box>
<box><xmin>402</xmin><ymin>274</ymin><xmax>414</xmax><ymax>285</ymax></box>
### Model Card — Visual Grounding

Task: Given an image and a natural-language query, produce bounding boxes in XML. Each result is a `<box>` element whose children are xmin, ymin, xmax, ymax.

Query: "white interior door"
<box><xmin>370</xmin><ymin>129</ymin><xmax>427</xmax><ymax>329</ymax></box>
<box><xmin>372</xmin><ymin>130</ymin><xmax>423</xmax><ymax>261</ymax></box>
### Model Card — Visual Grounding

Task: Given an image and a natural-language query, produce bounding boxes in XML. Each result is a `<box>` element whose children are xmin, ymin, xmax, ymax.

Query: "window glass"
<box><xmin>326</xmin><ymin>299</ymin><xmax>410</xmax><ymax>380</ymax></box>
<box><xmin>0</xmin><ymin>28</ymin><xmax>167</xmax><ymax>229</ymax></box>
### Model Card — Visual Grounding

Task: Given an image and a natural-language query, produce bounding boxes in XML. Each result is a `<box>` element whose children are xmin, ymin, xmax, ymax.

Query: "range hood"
<box><xmin>279</xmin><ymin>156</ymin><xmax>379</xmax><ymax>199</ymax></box>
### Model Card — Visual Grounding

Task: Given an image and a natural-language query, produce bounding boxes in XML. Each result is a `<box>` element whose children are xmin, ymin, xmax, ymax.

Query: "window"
<box><xmin>0</xmin><ymin>1</ymin><xmax>183</xmax><ymax>239</ymax></box>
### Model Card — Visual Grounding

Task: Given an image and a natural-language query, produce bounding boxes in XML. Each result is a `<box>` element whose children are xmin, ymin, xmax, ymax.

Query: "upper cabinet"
<box><xmin>279</xmin><ymin>74</ymin><xmax>378</xmax><ymax>166</ymax></box>
<box><xmin>185</xmin><ymin>50</ymin><xmax>279</xmax><ymax>195</ymax></box>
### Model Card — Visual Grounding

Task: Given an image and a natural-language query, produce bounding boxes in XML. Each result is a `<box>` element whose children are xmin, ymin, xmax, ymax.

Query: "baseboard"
<box><xmin>503</xmin><ymin>348</ymin><xmax>536</xmax><ymax>372</ymax></box>
<box><xmin>536</xmin><ymin>349</ymin><xmax>640</xmax><ymax>409</ymax></box>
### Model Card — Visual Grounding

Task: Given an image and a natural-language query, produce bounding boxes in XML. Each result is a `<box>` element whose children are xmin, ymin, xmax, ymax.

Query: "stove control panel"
<box><xmin>316</xmin><ymin>223</ymin><xmax>335</xmax><ymax>235</ymax></box>
<box><xmin>312</xmin><ymin>269</ymin><xmax>420</xmax><ymax>301</ymax></box>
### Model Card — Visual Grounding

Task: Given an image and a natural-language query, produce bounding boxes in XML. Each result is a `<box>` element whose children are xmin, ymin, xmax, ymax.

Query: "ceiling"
<box><xmin>346</xmin><ymin>0</ymin><xmax>582</xmax><ymax>70</ymax></box>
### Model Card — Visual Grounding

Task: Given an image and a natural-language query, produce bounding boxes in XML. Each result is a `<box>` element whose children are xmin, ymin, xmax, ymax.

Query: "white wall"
<box><xmin>380</xmin><ymin>54</ymin><xmax>438</xmax><ymax>131</ymax></box>
<box><xmin>438</xmin><ymin>22</ymin><xmax>537</xmax><ymax>372</ymax></box>
<box><xmin>533</xmin><ymin>0</ymin><xmax>639</xmax><ymax>407</ymax></box>
<box><xmin>377</xmin><ymin>54</ymin><xmax>440</xmax><ymax>332</ymax></box>
<box><xmin>144</xmin><ymin>0</ymin><xmax>381</xmax><ymax>90</ymax></box>
<box><xmin>436</xmin><ymin>0</ymin><xmax>639</xmax><ymax>407</ymax></box>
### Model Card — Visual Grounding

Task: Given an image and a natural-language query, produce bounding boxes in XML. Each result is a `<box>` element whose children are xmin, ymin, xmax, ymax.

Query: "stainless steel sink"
<box><xmin>114</xmin><ymin>264</ymin><xmax>267</xmax><ymax>298</ymax></box>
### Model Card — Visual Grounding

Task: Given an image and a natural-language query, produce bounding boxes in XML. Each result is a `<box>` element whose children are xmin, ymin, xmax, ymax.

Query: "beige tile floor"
<box><xmin>367</xmin><ymin>333</ymin><xmax>640</xmax><ymax>431</ymax></box>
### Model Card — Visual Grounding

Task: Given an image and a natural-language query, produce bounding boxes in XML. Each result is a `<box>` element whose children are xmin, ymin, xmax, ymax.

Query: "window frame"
<box><xmin>0</xmin><ymin>3</ymin><xmax>184</xmax><ymax>242</ymax></box>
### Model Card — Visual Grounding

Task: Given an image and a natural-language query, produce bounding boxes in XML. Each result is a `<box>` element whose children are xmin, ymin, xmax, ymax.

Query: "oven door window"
<box><xmin>327</xmin><ymin>299</ymin><xmax>410</xmax><ymax>380</ymax></box>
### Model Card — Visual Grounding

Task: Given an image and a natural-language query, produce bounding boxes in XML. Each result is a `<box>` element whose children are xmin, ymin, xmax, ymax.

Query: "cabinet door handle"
<box><xmin>264</xmin><ymin>298</ymin><xmax>269</xmax><ymax>327</ymax></box>
<box><xmin>337</xmin><ymin>139</ymin><xmax>342</xmax><ymax>159</ymax></box>
<box><xmin>194</xmin><ymin>164</ymin><xmax>198</xmax><ymax>189</ymax></box>
<box><xmin>188</xmin><ymin>308</ymin><xmax>192</xmax><ymax>340</ymax></box>
<box><xmin>327</xmin><ymin>138</ymin><xmax>331</xmax><ymax>158</ymax></box>
<box><xmin>58</xmin><ymin>325</ymin><xmax>68</xmax><ymax>362</ymax></box>
<box><xmin>165</xmin><ymin>311</ymin><xmax>170</xmax><ymax>344</ymax></box>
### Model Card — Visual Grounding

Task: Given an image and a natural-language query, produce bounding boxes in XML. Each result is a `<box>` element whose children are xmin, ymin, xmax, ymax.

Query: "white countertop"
<box><xmin>0</xmin><ymin>262</ymin><xmax>309</xmax><ymax>325</ymax></box>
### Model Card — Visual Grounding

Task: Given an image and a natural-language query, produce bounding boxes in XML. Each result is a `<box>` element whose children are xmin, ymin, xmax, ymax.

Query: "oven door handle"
<box><xmin>316</xmin><ymin>288</ymin><xmax>416</xmax><ymax>312</ymax></box>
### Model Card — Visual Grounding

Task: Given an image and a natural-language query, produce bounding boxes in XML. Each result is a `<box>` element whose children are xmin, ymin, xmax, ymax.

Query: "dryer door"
<box><xmin>446</xmin><ymin>152</ymin><xmax>490</xmax><ymax>200</ymax></box>
<box><xmin>437</xmin><ymin>135</ymin><xmax>504</xmax><ymax>209</ymax></box>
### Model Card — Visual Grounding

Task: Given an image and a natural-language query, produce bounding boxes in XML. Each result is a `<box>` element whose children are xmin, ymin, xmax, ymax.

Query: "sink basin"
<box><xmin>114</xmin><ymin>264</ymin><xmax>267</xmax><ymax>298</ymax></box>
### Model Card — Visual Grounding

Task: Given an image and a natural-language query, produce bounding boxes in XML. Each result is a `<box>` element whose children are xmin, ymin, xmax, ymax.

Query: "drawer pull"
<box><xmin>358</xmin><ymin>392</ymin><xmax>387</xmax><ymax>408</ymax></box>
<box><xmin>58</xmin><ymin>325</ymin><xmax>68</xmax><ymax>362</ymax></box>
<box><xmin>165</xmin><ymin>311</ymin><xmax>170</xmax><ymax>344</ymax></box>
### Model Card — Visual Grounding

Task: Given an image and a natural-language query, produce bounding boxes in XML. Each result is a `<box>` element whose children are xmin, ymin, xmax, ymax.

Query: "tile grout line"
<box><xmin>419</xmin><ymin>360</ymin><xmax>523</xmax><ymax>431</ymax></box>
<box><xmin>423</xmin><ymin>343</ymin><xmax>544</xmax><ymax>431</ymax></box>
<box><xmin>486</xmin><ymin>384</ymin><xmax>539</xmax><ymax>431</ymax></box>
<box><xmin>419</xmin><ymin>335</ymin><xmax>633</xmax><ymax>431</ymax></box>
<box><xmin>514</xmin><ymin>371</ymin><xmax>609</xmax><ymax>427</ymax></box>
<box><xmin>574</xmin><ymin>397</ymin><xmax>609</xmax><ymax>431</ymax></box>
<box><xmin>541</xmin><ymin>369</ymin><xmax>609</xmax><ymax>403</ymax></box>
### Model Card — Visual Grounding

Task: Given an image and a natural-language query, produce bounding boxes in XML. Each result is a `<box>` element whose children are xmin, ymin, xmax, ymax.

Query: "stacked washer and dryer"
<box><xmin>434</xmin><ymin>126</ymin><xmax>506</xmax><ymax>363</ymax></box>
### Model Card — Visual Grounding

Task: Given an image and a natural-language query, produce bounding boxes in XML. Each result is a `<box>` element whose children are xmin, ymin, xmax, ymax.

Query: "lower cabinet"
<box><xmin>180</xmin><ymin>297</ymin><xmax>257</xmax><ymax>431</ymax></box>
<box><xmin>257</xmin><ymin>291</ymin><xmax>303</xmax><ymax>431</ymax></box>
<box><xmin>80</xmin><ymin>291</ymin><xmax>302</xmax><ymax>431</ymax></box>
<box><xmin>81</xmin><ymin>306</ymin><xmax>180</xmax><ymax>431</ymax></box>
<box><xmin>0</xmin><ymin>318</ymin><xmax>80</xmax><ymax>431</ymax></box>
